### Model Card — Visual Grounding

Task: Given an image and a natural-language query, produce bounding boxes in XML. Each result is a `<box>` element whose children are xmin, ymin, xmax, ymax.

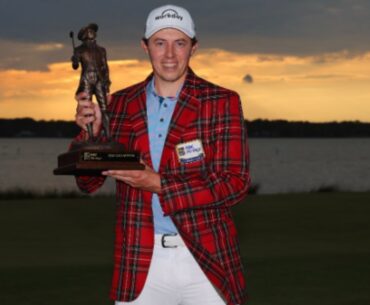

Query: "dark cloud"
<box><xmin>1</xmin><ymin>0</ymin><xmax>370</xmax><ymax>70</ymax></box>
<box><xmin>243</xmin><ymin>74</ymin><xmax>253</xmax><ymax>84</ymax></box>
<box><xmin>0</xmin><ymin>39</ymin><xmax>69</xmax><ymax>71</ymax></box>
<box><xmin>300</xmin><ymin>74</ymin><xmax>348</xmax><ymax>80</ymax></box>
<box><xmin>310</xmin><ymin>51</ymin><xmax>362</xmax><ymax>64</ymax></box>
<box><xmin>256</xmin><ymin>55</ymin><xmax>285</xmax><ymax>62</ymax></box>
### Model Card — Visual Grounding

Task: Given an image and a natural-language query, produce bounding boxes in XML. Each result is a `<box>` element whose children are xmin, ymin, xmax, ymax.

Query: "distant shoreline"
<box><xmin>1</xmin><ymin>118</ymin><xmax>370</xmax><ymax>138</ymax></box>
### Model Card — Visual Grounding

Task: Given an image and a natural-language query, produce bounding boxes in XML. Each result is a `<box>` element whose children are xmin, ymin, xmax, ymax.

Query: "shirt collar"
<box><xmin>146</xmin><ymin>77</ymin><xmax>183</xmax><ymax>101</ymax></box>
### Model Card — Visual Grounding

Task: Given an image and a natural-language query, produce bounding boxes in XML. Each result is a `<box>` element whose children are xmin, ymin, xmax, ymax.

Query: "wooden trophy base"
<box><xmin>53</xmin><ymin>141</ymin><xmax>144</xmax><ymax>175</ymax></box>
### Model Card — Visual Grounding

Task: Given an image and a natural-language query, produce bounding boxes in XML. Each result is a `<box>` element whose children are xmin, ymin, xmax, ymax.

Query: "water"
<box><xmin>0</xmin><ymin>138</ymin><xmax>115</xmax><ymax>194</ymax></box>
<box><xmin>1</xmin><ymin>138</ymin><xmax>369</xmax><ymax>194</ymax></box>
<box><xmin>249</xmin><ymin>138</ymin><xmax>370</xmax><ymax>193</ymax></box>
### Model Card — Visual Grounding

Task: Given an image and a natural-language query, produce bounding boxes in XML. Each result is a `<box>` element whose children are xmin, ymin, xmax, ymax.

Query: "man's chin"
<box><xmin>156</xmin><ymin>70</ymin><xmax>188</xmax><ymax>83</ymax></box>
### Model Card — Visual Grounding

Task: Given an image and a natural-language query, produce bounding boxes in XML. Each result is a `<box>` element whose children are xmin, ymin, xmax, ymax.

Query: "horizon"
<box><xmin>1</xmin><ymin>116</ymin><xmax>370</xmax><ymax>124</ymax></box>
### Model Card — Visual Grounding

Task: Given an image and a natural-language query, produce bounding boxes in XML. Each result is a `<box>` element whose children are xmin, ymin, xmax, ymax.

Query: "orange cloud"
<box><xmin>191</xmin><ymin>49</ymin><xmax>370</xmax><ymax>122</ymax></box>
<box><xmin>0</xmin><ymin>60</ymin><xmax>151</xmax><ymax>120</ymax></box>
<box><xmin>1</xmin><ymin>49</ymin><xmax>370</xmax><ymax>122</ymax></box>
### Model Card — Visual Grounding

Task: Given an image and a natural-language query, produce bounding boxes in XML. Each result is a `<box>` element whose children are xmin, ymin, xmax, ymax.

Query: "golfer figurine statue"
<box><xmin>71</xmin><ymin>23</ymin><xmax>111</xmax><ymax>141</ymax></box>
<box><xmin>53</xmin><ymin>23</ymin><xmax>144</xmax><ymax>175</ymax></box>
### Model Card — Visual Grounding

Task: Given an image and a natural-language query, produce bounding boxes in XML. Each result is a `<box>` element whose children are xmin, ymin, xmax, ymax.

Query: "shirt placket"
<box><xmin>152</xmin><ymin>97</ymin><xmax>169</xmax><ymax>171</ymax></box>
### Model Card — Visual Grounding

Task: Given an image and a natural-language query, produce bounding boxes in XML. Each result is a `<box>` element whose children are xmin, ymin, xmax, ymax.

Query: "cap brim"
<box><xmin>145</xmin><ymin>25</ymin><xmax>194</xmax><ymax>39</ymax></box>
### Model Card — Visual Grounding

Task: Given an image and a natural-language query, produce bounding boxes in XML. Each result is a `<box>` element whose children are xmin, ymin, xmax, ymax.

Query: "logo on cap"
<box><xmin>155</xmin><ymin>9</ymin><xmax>183</xmax><ymax>21</ymax></box>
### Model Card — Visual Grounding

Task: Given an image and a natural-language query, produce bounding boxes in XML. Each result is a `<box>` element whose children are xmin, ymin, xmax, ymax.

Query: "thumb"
<box><xmin>140</xmin><ymin>159</ymin><xmax>152</xmax><ymax>171</ymax></box>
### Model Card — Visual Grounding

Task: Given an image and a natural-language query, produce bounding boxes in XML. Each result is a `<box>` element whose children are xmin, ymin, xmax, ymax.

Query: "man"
<box><xmin>74</xmin><ymin>4</ymin><xmax>250</xmax><ymax>305</ymax></box>
<box><xmin>72</xmin><ymin>23</ymin><xmax>111</xmax><ymax>139</ymax></box>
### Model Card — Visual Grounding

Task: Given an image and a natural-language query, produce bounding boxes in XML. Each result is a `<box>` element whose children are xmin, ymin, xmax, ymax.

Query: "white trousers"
<box><xmin>115</xmin><ymin>235</ymin><xmax>226</xmax><ymax>305</ymax></box>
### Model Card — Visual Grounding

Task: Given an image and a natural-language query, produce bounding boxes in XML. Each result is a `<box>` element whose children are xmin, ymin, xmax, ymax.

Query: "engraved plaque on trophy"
<box><xmin>54</xmin><ymin>23</ymin><xmax>144</xmax><ymax>175</ymax></box>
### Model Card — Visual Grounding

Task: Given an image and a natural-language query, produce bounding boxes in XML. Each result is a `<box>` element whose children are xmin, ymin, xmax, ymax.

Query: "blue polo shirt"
<box><xmin>146</xmin><ymin>78</ymin><xmax>180</xmax><ymax>234</ymax></box>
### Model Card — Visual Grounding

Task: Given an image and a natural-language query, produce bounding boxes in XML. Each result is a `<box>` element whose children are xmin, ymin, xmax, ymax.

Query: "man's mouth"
<box><xmin>162</xmin><ymin>62</ymin><xmax>177</xmax><ymax>68</ymax></box>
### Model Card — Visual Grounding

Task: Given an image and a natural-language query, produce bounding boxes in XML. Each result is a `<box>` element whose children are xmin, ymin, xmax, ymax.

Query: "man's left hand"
<box><xmin>102</xmin><ymin>163</ymin><xmax>161</xmax><ymax>193</ymax></box>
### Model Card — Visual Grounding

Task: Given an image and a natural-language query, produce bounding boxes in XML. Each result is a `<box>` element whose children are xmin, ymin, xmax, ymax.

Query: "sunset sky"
<box><xmin>1</xmin><ymin>0</ymin><xmax>369</xmax><ymax>122</ymax></box>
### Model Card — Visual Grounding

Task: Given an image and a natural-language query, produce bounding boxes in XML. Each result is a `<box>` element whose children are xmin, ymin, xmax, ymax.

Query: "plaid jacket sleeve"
<box><xmin>159</xmin><ymin>91</ymin><xmax>250</xmax><ymax>215</ymax></box>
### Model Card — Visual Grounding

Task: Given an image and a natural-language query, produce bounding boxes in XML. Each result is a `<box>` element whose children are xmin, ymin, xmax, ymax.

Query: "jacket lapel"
<box><xmin>127</xmin><ymin>76</ymin><xmax>153</xmax><ymax>168</ymax></box>
<box><xmin>159</xmin><ymin>69</ymin><xmax>201</xmax><ymax>172</ymax></box>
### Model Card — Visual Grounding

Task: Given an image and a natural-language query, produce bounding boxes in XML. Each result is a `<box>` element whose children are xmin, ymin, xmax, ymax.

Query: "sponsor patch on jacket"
<box><xmin>176</xmin><ymin>140</ymin><xmax>205</xmax><ymax>164</ymax></box>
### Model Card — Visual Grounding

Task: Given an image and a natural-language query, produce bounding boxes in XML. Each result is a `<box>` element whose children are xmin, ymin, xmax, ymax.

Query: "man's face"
<box><xmin>141</xmin><ymin>28</ymin><xmax>197</xmax><ymax>84</ymax></box>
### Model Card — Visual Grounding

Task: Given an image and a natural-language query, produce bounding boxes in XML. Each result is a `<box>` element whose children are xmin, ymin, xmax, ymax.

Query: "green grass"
<box><xmin>0</xmin><ymin>192</ymin><xmax>369</xmax><ymax>305</ymax></box>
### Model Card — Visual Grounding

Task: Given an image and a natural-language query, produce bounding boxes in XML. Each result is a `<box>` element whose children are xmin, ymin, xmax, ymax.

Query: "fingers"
<box><xmin>102</xmin><ymin>170</ymin><xmax>142</xmax><ymax>178</ymax></box>
<box><xmin>75</xmin><ymin>92</ymin><xmax>90</xmax><ymax>102</ymax></box>
<box><xmin>102</xmin><ymin>168</ymin><xmax>161</xmax><ymax>193</ymax></box>
<box><xmin>74</xmin><ymin>93</ymin><xmax>104</xmax><ymax>138</ymax></box>
<box><xmin>75</xmin><ymin>93</ymin><xmax>97</xmax><ymax>129</ymax></box>
<box><xmin>76</xmin><ymin>103</ymin><xmax>95</xmax><ymax>116</ymax></box>
<box><xmin>76</xmin><ymin>94</ymin><xmax>93</xmax><ymax>114</ymax></box>
<box><xmin>102</xmin><ymin>170</ymin><xmax>138</xmax><ymax>187</ymax></box>
<box><xmin>76</xmin><ymin>114</ymin><xmax>96</xmax><ymax>127</ymax></box>
<box><xmin>75</xmin><ymin>103</ymin><xmax>95</xmax><ymax>130</ymax></box>
<box><xmin>139</xmin><ymin>159</ymin><xmax>152</xmax><ymax>171</ymax></box>
<box><xmin>102</xmin><ymin>169</ymin><xmax>144</xmax><ymax>183</ymax></box>
<box><xmin>75</xmin><ymin>93</ymin><xmax>95</xmax><ymax>114</ymax></box>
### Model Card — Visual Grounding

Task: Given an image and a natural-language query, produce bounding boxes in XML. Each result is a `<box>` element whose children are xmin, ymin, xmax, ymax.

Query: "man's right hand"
<box><xmin>75</xmin><ymin>92</ymin><xmax>102</xmax><ymax>138</ymax></box>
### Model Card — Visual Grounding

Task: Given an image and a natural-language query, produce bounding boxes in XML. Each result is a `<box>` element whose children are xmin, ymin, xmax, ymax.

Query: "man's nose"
<box><xmin>164</xmin><ymin>44</ymin><xmax>175</xmax><ymax>58</ymax></box>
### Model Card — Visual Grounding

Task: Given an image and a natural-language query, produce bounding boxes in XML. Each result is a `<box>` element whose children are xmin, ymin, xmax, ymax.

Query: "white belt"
<box><xmin>155</xmin><ymin>233</ymin><xmax>185</xmax><ymax>248</ymax></box>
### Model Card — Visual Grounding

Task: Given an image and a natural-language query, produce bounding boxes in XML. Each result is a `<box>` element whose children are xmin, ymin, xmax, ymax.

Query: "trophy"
<box><xmin>54</xmin><ymin>23</ymin><xmax>144</xmax><ymax>175</ymax></box>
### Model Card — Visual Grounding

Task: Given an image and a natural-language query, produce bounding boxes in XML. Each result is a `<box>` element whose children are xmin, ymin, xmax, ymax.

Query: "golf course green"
<box><xmin>0</xmin><ymin>192</ymin><xmax>369</xmax><ymax>305</ymax></box>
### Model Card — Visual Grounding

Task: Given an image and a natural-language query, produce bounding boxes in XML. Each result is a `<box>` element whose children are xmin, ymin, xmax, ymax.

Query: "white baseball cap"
<box><xmin>144</xmin><ymin>4</ymin><xmax>196</xmax><ymax>39</ymax></box>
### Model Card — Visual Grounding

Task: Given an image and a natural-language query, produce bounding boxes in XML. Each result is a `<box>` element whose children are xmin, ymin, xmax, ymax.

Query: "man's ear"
<box><xmin>191</xmin><ymin>42</ymin><xmax>198</xmax><ymax>56</ymax></box>
<box><xmin>141</xmin><ymin>39</ymin><xmax>149</xmax><ymax>54</ymax></box>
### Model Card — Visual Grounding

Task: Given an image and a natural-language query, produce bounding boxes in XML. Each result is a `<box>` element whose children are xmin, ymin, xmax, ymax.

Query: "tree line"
<box><xmin>0</xmin><ymin>118</ymin><xmax>370</xmax><ymax>138</ymax></box>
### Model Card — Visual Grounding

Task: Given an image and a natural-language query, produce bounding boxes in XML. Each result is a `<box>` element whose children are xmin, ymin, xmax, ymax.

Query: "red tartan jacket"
<box><xmin>74</xmin><ymin>69</ymin><xmax>251</xmax><ymax>305</ymax></box>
